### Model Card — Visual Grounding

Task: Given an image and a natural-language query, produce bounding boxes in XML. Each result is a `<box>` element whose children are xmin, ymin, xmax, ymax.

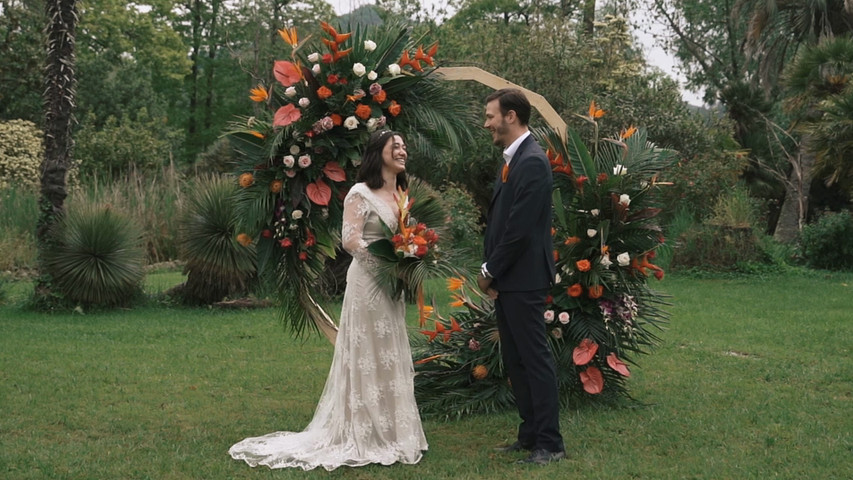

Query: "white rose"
<box><xmin>554</xmin><ymin>273</ymin><xmax>562</xmax><ymax>284</ymax></box>
<box><xmin>312</xmin><ymin>64</ymin><xmax>321</xmax><ymax>75</ymax></box>
<box><xmin>617</xmin><ymin>252</ymin><xmax>630</xmax><ymax>266</ymax></box>
<box><xmin>298</xmin><ymin>155</ymin><xmax>311</xmax><ymax>168</ymax></box>
<box><xmin>587</xmin><ymin>228</ymin><xmax>597</xmax><ymax>238</ymax></box>
<box><xmin>558</xmin><ymin>312</ymin><xmax>570</xmax><ymax>324</ymax></box>
<box><xmin>291</xmin><ymin>209</ymin><xmax>303</xmax><ymax>220</ymax></box>
<box><xmin>366</xmin><ymin>117</ymin><xmax>379</xmax><ymax>132</ymax></box>
<box><xmin>289</xmin><ymin>145</ymin><xmax>300</xmax><ymax>155</ymax></box>
<box><xmin>619</xmin><ymin>194</ymin><xmax>631</xmax><ymax>206</ymax></box>
<box><xmin>282</xmin><ymin>155</ymin><xmax>295</xmax><ymax>168</ymax></box>
<box><xmin>544</xmin><ymin>310</ymin><xmax>555</xmax><ymax>323</ymax></box>
<box><xmin>285</xmin><ymin>169</ymin><xmax>296</xmax><ymax>178</ymax></box>
<box><xmin>298</xmin><ymin>97</ymin><xmax>310</xmax><ymax>108</ymax></box>
<box><xmin>307</xmin><ymin>52</ymin><xmax>320</xmax><ymax>63</ymax></box>
<box><xmin>613</xmin><ymin>164</ymin><xmax>627</xmax><ymax>175</ymax></box>
<box><xmin>285</xmin><ymin>86</ymin><xmax>297</xmax><ymax>97</ymax></box>
<box><xmin>387</xmin><ymin>63</ymin><xmax>401</xmax><ymax>76</ymax></box>
<box><xmin>591</xmin><ymin>209</ymin><xmax>600</xmax><ymax>216</ymax></box>
<box><xmin>600</xmin><ymin>254</ymin><xmax>613</xmax><ymax>268</ymax></box>
<box><xmin>352</xmin><ymin>62</ymin><xmax>366</xmax><ymax>77</ymax></box>
<box><xmin>367</xmin><ymin>70</ymin><xmax>378</xmax><ymax>81</ymax></box>
<box><xmin>343</xmin><ymin>116</ymin><xmax>359</xmax><ymax>130</ymax></box>
<box><xmin>364</xmin><ymin>40</ymin><xmax>376</xmax><ymax>51</ymax></box>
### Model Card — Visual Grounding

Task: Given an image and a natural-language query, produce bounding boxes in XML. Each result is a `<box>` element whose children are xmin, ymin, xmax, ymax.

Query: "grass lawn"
<box><xmin>1</xmin><ymin>271</ymin><xmax>851</xmax><ymax>479</ymax></box>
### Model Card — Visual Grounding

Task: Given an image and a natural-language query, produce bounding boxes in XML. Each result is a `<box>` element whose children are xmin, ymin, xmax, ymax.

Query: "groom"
<box><xmin>477</xmin><ymin>88</ymin><xmax>565</xmax><ymax>465</ymax></box>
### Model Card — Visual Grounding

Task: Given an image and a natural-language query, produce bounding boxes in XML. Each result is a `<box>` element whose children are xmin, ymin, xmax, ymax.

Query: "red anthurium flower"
<box><xmin>580</xmin><ymin>366</ymin><xmax>604</xmax><ymax>394</ymax></box>
<box><xmin>306</xmin><ymin>178</ymin><xmax>332</xmax><ymax>206</ymax></box>
<box><xmin>607</xmin><ymin>353</ymin><xmax>630</xmax><ymax>377</ymax></box>
<box><xmin>273</xmin><ymin>104</ymin><xmax>301</xmax><ymax>127</ymax></box>
<box><xmin>573</xmin><ymin>338</ymin><xmax>599</xmax><ymax>365</ymax></box>
<box><xmin>323</xmin><ymin>162</ymin><xmax>346</xmax><ymax>182</ymax></box>
<box><xmin>273</xmin><ymin>60</ymin><xmax>302</xmax><ymax>87</ymax></box>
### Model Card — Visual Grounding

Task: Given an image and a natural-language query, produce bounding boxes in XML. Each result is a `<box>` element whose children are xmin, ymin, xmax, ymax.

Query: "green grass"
<box><xmin>1</xmin><ymin>271</ymin><xmax>851</xmax><ymax>479</ymax></box>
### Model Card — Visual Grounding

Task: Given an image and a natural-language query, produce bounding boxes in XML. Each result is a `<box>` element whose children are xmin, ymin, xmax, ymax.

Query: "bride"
<box><xmin>229</xmin><ymin>130</ymin><xmax>428</xmax><ymax>470</ymax></box>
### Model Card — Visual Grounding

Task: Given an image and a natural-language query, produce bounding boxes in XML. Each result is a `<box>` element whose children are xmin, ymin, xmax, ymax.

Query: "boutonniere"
<box><xmin>501</xmin><ymin>163</ymin><xmax>509</xmax><ymax>183</ymax></box>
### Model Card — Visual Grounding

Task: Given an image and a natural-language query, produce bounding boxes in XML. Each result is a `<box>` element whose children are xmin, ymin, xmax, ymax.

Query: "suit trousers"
<box><xmin>495</xmin><ymin>289</ymin><xmax>564</xmax><ymax>453</ymax></box>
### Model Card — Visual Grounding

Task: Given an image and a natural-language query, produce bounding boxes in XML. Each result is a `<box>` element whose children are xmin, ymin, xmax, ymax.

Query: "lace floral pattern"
<box><xmin>229</xmin><ymin>182</ymin><xmax>426</xmax><ymax>471</ymax></box>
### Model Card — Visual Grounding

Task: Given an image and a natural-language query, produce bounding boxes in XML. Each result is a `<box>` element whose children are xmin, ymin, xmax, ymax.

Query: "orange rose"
<box><xmin>372</xmin><ymin>90</ymin><xmax>387</xmax><ymax>103</ymax></box>
<box><xmin>576</xmin><ymin>259</ymin><xmax>591</xmax><ymax>272</ymax></box>
<box><xmin>316</xmin><ymin>86</ymin><xmax>333</xmax><ymax>99</ymax></box>
<box><xmin>588</xmin><ymin>284</ymin><xmax>604</xmax><ymax>299</ymax></box>
<box><xmin>270</xmin><ymin>179</ymin><xmax>283</xmax><ymax>194</ymax></box>
<box><xmin>330</xmin><ymin>113</ymin><xmax>342</xmax><ymax>126</ymax></box>
<box><xmin>355</xmin><ymin>103</ymin><xmax>372</xmax><ymax>120</ymax></box>
<box><xmin>568</xmin><ymin>283</ymin><xmax>583</xmax><ymax>297</ymax></box>
<box><xmin>472</xmin><ymin>365</ymin><xmax>488</xmax><ymax>380</ymax></box>
<box><xmin>388</xmin><ymin>100</ymin><xmax>402</xmax><ymax>116</ymax></box>
<box><xmin>238</xmin><ymin>172</ymin><xmax>254</xmax><ymax>188</ymax></box>
<box><xmin>236</xmin><ymin>233</ymin><xmax>252</xmax><ymax>246</ymax></box>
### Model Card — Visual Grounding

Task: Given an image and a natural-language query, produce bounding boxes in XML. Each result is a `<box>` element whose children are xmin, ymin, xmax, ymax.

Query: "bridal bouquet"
<box><xmin>368</xmin><ymin>185</ymin><xmax>446</xmax><ymax>297</ymax></box>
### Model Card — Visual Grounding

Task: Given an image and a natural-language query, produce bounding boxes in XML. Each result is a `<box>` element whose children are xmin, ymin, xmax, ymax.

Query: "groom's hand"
<box><xmin>477</xmin><ymin>273</ymin><xmax>493</xmax><ymax>294</ymax></box>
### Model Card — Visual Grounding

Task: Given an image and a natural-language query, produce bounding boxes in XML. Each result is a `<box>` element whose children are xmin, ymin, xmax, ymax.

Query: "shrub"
<box><xmin>43</xmin><ymin>202</ymin><xmax>146</xmax><ymax>307</ymax></box>
<box><xmin>178</xmin><ymin>175</ymin><xmax>256</xmax><ymax>304</ymax></box>
<box><xmin>799</xmin><ymin>210</ymin><xmax>853</xmax><ymax>271</ymax></box>
<box><xmin>0</xmin><ymin>186</ymin><xmax>39</xmax><ymax>272</ymax></box>
<box><xmin>0</xmin><ymin>119</ymin><xmax>42</xmax><ymax>191</ymax></box>
<box><xmin>439</xmin><ymin>182</ymin><xmax>483</xmax><ymax>267</ymax></box>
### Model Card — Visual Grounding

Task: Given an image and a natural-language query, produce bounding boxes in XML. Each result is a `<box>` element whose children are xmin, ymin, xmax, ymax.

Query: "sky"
<box><xmin>327</xmin><ymin>0</ymin><xmax>705</xmax><ymax>106</ymax></box>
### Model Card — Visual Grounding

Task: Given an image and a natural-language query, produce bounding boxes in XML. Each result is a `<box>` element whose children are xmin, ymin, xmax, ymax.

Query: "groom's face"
<box><xmin>484</xmin><ymin>100</ymin><xmax>511</xmax><ymax>148</ymax></box>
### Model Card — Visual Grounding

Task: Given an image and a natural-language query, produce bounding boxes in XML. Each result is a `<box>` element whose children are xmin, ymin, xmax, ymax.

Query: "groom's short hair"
<box><xmin>485</xmin><ymin>88</ymin><xmax>531</xmax><ymax>126</ymax></box>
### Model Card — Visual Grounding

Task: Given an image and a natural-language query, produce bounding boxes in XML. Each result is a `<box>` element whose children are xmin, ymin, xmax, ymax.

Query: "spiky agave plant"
<box><xmin>179</xmin><ymin>175</ymin><xmax>256</xmax><ymax>305</ymax></box>
<box><xmin>43</xmin><ymin>202</ymin><xmax>145</xmax><ymax>307</ymax></box>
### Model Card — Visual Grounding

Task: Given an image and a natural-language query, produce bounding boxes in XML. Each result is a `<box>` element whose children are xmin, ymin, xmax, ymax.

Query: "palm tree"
<box><xmin>736</xmin><ymin>0</ymin><xmax>853</xmax><ymax>241</ymax></box>
<box><xmin>35</xmin><ymin>0</ymin><xmax>79</xmax><ymax>301</ymax></box>
<box><xmin>785</xmin><ymin>37</ymin><xmax>853</xmax><ymax>197</ymax></box>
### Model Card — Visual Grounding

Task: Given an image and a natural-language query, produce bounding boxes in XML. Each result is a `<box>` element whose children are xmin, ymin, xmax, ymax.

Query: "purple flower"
<box><xmin>368</xmin><ymin>82</ymin><xmax>383</xmax><ymax>95</ymax></box>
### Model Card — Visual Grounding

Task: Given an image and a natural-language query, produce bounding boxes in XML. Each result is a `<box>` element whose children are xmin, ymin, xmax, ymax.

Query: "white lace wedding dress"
<box><xmin>229</xmin><ymin>183</ymin><xmax>428</xmax><ymax>471</ymax></box>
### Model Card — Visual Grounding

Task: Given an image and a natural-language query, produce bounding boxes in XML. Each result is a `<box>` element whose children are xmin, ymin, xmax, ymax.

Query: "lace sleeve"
<box><xmin>342</xmin><ymin>189</ymin><xmax>372</xmax><ymax>263</ymax></box>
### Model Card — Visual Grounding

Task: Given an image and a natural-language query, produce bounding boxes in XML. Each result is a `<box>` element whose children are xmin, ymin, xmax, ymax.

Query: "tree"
<box><xmin>36</xmin><ymin>0</ymin><xmax>78</xmax><ymax>301</ymax></box>
<box><xmin>0</xmin><ymin>0</ymin><xmax>44</xmax><ymax>123</ymax></box>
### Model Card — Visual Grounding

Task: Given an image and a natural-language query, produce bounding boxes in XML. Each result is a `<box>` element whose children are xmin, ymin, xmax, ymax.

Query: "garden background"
<box><xmin>1</xmin><ymin>0</ymin><xmax>852</xmax><ymax>478</ymax></box>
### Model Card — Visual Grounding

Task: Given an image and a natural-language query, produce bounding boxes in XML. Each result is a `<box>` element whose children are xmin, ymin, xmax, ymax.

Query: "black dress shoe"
<box><xmin>493</xmin><ymin>441</ymin><xmax>532</xmax><ymax>453</ymax></box>
<box><xmin>516</xmin><ymin>448</ymin><xmax>566</xmax><ymax>465</ymax></box>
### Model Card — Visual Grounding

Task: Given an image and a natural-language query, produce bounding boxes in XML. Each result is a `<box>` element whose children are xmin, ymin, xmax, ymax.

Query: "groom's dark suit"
<box><xmin>483</xmin><ymin>133</ymin><xmax>563</xmax><ymax>453</ymax></box>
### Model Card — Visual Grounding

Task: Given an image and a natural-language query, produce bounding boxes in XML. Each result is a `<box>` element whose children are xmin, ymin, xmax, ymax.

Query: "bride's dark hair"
<box><xmin>355</xmin><ymin>130</ymin><xmax>408</xmax><ymax>191</ymax></box>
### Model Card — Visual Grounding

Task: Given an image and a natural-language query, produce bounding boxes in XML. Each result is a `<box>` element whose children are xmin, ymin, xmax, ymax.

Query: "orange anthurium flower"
<box><xmin>273</xmin><ymin>60</ymin><xmax>302</xmax><ymax>87</ymax></box>
<box><xmin>568</xmin><ymin>283</ymin><xmax>583</xmax><ymax>297</ymax></box>
<box><xmin>576</xmin><ymin>259</ymin><xmax>591</xmax><ymax>272</ymax></box>
<box><xmin>588</xmin><ymin>100</ymin><xmax>605</xmax><ymax>119</ymax></box>
<box><xmin>573</xmin><ymin>338</ymin><xmax>599</xmax><ymax>366</ymax></box>
<box><xmin>620</xmin><ymin>125</ymin><xmax>637</xmax><ymax>139</ymax></box>
<box><xmin>447</xmin><ymin>277</ymin><xmax>465</xmax><ymax>291</ymax></box>
<box><xmin>249</xmin><ymin>85</ymin><xmax>268</xmax><ymax>102</ymax></box>
<box><xmin>316</xmin><ymin>86</ymin><xmax>333</xmax><ymax>99</ymax></box>
<box><xmin>278</xmin><ymin>27</ymin><xmax>298</xmax><ymax>46</ymax></box>
<box><xmin>580</xmin><ymin>366</ymin><xmax>604</xmax><ymax>394</ymax></box>
<box><xmin>305</xmin><ymin>178</ymin><xmax>331</xmax><ymax>206</ymax></box>
<box><xmin>607</xmin><ymin>353</ymin><xmax>630</xmax><ymax>377</ymax></box>
<box><xmin>323</xmin><ymin>162</ymin><xmax>346</xmax><ymax>182</ymax></box>
<box><xmin>273</xmin><ymin>103</ymin><xmax>301</xmax><ymax>127</ymax></box>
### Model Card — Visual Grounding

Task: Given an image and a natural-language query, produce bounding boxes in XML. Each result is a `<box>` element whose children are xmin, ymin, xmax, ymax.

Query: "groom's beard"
<box><xmin>491</xmin><ymin>120</ymin><xmax>510</xmax><ymax>147</ymax></box>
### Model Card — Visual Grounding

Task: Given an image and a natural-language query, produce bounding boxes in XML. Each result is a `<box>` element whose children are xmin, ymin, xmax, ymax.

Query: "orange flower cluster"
<box><xmin>392</xmin><ymin>188</ymin><xmax>438</xmax><ymax>258</ymax></box>
<box><xmin>398</xmin><ymin>43</ymin><xmax>438</xmax><ymax>72</ymax></box>
<box><xmin>319</xmin><ymin>21</ymin><xmax>352</xmax><ymax>62</ymax></box>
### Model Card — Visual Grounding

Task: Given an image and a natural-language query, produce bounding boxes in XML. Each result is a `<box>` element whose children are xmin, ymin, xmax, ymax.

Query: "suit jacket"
<box><xmin>483</xmin><ymin>134</ymin><xmax>556</xmax><ymax>292</ymax></box>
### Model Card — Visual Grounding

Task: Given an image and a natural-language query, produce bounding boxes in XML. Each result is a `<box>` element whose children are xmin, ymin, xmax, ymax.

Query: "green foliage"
<box><xmin>0</xmin><ymin>186</ymin><xmax>39</xmax><ymax>272</ymax></box>
<box><xmin>42</xmin><ymin>202</ymin><xmax>146</xmax><ymax>307</ymax></box>
<box><xmin>0</xmin><ymin>0</ymin><xmax>43</xmax><ymax>122</ymax></box>
<box><xmin>0</xmin><ymin>119</ymin><xmax>42</xmax><ymax>190</ymax></box>
<box><xmin>439</xmin><ymin>182</ymin><xmax>483</xmax><ymax>266</ymax></box>
<box><xmin>799</xmin><ymin>210</ymin><xmax>853</xmax><ymax>271</ymax></box>
<box><xmin>179</xmin><ymin>174</ymin><xmax>256</xmax><ymax>305</ymax></box>
<box><xmin>75</xmin><ymin>109</ymin><xmax>183</xmax><ymax>178</ymax></box>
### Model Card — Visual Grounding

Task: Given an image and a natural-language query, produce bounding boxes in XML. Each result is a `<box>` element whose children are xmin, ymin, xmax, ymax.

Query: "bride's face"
<box><xmin>381</xmin><ymin>135</ymin><xmax>407</xmax><ymax>175</ymax></box>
